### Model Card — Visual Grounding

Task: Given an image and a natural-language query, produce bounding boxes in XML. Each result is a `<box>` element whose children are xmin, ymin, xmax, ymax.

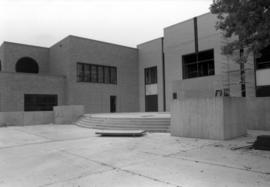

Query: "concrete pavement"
<box><xmin>0</xmin><ymin>124</ymin><xmax>270</xmax><ymax>187</ymax></box>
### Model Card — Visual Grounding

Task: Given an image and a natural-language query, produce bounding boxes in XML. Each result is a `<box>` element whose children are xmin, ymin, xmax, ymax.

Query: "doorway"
<box><xmin>110</xmin><ymin>95</ymin><xmax>116</xmax><ymax>112</ymax></box>
<box><xmin>145</xmin><ymin>95</ymin><xmax>158</xmax><ymax>112</ymax></box>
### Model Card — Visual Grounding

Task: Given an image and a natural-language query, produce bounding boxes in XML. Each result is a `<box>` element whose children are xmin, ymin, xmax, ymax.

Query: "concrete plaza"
<box><xmin>0</xmin><ymin>124</ymin><xmax>270</xmax><ymax>187</ymax></box>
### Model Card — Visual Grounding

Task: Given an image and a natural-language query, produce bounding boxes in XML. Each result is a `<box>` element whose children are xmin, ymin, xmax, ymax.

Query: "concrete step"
<box><xmin>76</xmin><ymin>122</ymin><xmax>169</xmax><ymax>130</ymax></box>
<box><xmin>75</xmin><ymin>114</ymin><xmax>170</xmax><ymax>133</ymax></box>
<box><xmin>77</xmin><ymin>124</ymin><xmax>169</xmax><ymax>132</ymax></box>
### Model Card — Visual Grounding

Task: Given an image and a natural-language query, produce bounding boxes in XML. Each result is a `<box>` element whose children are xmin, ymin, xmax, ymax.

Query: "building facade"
<box><xmin>0</xmin><ymin>13</ymin><xmax>269</xmax><ymax>113</ymax></box>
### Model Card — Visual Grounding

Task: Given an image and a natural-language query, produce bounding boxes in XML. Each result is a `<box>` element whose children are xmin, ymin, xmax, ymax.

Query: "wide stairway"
<box><xmin>75</xmin><ymin>112</ymin><xmax>171</xmax><ymax>132</ymax></box>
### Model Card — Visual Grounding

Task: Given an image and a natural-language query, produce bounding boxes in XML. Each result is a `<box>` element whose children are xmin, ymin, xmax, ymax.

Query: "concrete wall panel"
<box><xmin>0</xmin><ymin>72</ymin><xmax>65</xmax><ymax>112</ymax></box>
<box><xmin>54</xmin><ymin>105</ymin><xmax>84</xmax><ymax>124</ymax></box>
<box><xmin>245</xmin><ymin>97</ymin><xmax>270</xmax><ymax>130</ymax></box>
<box><xmin>138</xmin><ymin>38</ymin><xmax>164</xmax><ymax>111</ymax></box>
<box><xmin>0</xmin><ymin>111</ymin><xmax>53</xmax><ymax>126</ymax></box>
<box><xmin>171</xmin><ymin>97</ymin><xmax>247</xmax><ymax>140</ymax></box>
<box><xmin>67</xmin><ymin>36</ymin><xmax>139</xmax><ymax>113</ymax></box>
<box><xmin>1</xmin><ymin>42</ymin><xmax>49</xmax><ymax>74</ymax></box>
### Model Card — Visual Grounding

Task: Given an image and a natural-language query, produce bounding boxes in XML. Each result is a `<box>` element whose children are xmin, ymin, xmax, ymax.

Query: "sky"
<box><xmin>0</xmin><ymin>0</ymin><xmax>213</xmax><ymax>48</ymax></box>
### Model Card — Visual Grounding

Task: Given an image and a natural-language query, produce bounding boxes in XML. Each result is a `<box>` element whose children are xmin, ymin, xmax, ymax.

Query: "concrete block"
<box><xmin>170</xmin><ymin>97</ymin><xmax>246</xmax><ymax>140</ymax></box>
<box><xmin>245</xmin><ymin>97</ymin><xmax>270</xmax><ymax>130</ymax></box>
<box><xmin>23</xmin><ymin>111</ymin><xmax>54</xmax><ymax>125</ymax></box>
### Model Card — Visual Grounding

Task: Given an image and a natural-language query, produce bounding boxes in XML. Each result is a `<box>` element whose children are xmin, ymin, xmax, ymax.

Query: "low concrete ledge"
<box><xmin>0</xmin><ymin>111</ymin><xmax>53</xmax><ymax>126</ymax></box>
<box><xmin>0</xmin><ymin>105</ymin><xmax>85</xmax><ymax>126</ymax></box>
<box><xmin>170</xmin><ymin>97</ymin><xmax>247</xmax><ymax>140</ymax></box>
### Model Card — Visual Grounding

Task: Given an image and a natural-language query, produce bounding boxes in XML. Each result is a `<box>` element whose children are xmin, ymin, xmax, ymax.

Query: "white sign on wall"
<box><xmin>256</xmin><ymin>69</ymin><xmax>270</xmax><ymax>86</ymax></box>
<box><xmin>145</xmin><ymin>84</ymin><xmax>158</xmax><ymax>95</ymax></box>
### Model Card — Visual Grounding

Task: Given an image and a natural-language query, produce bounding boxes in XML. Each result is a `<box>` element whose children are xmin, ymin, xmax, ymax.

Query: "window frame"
<box><xmin>24</xmin><ymin>94</ymin><xmax>58</xmax><ymax>111</ymax></box>
<box><xmin>255</xmin><ymin>46</ymin><xmax>270</xmax><ymax>70</ymax></box>
<box><xmin>77</xmin><ymin>62</ymin><xmax>117</xmax><ymax>84</ymax></box>
<box><xmin>182</xmin><ymin>49</ymin><xmax>215</xmax><ymax>79</ymax></box>
<box><xmin>144</xmin><ymin>66</ymin><xmax>157</xmax><ymax>85</ymax></box>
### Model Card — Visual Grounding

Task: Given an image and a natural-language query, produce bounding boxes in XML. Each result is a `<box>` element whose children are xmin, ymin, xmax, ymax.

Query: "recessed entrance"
<box><xmin>145</xmin><ymin>95</ymin><xmax>158</xmax><ymax>112</ymax></box>
<box><xmin>110</xmin><ymin>95</ymin><xmax>116</xmax><ymax>113</ymax></box>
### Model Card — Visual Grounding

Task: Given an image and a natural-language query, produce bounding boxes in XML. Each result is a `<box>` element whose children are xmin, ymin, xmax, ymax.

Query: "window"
<box><xmin>256</xmin><ymin>46</ymin><xmax>270</xmax><ymax>70</ymax></box>
<box><xmin>145</xmin><ymin>66</ymin><xmax>157</xmax><ymax>85</ymax></box>
<box><xmin>24</xmin><ymin>94</ymin><xmax>57</xmax><ymax>111</ymax></box>
<box><xmin>104</xmin><ymin>66</ymin><xmax>110</xmax><ymax>84</ymax></box>
<box><xmin>172</xmin><ymin>92</ymin><xmax>177</xmax><ymax>100</ymax></box>
<box><xmin>98</xmin><ymin>66</ymin><xmax>104</xmax><ymax>83</ymax></box>
<box><xmin>257</xmin><ymin>86</ymin><xmax>270</xmax><ymax>97</ymax></box>
<box><xmin>77</xmin><ymin>63</ymin><xmax>84</xmax><ymax>82</ymax></box>
<box><xmin>110</xmin><ymin>67</ymin><xmax>117</xmax><ymax>84</ymax></box>
<box><xmin>182</xmin><ymin>49</ymin><xmax>214</xmax><ymax>79</ymax></box>
<box><xmin>77</xmin><ymin>63</ymin><xmax>117</xmax><ymax>84</ymax></box>
<box><xmin>91</xmin><ymin>65</ymin><xmax>97</xmax><ymax>82</ymax></box>
<box><xmin>16</xmin><ymin>57</ymin><xmax>39</xmax><ymax>73</ymax></box>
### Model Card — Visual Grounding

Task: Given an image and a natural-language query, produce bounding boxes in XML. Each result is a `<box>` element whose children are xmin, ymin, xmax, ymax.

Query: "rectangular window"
<box><xmin>77</xmin><ymin>63</ymin><xmax>84</xmax><ymax>82</ymax></box>
<box><xmin>24</xmin><ymin>94</ymin><xmax>58</xmax><ymax>111</ymax></box>
<box><xmin>77</xmin><ymin>63</ymin><xmax>117</xmax><ymax>84</ymax></box>
<box><xmin>104</xmin><ymin>66</ymin><xmax>110</xmax><ymax>84</ymax></box>
<box><xmin>145</xmin><ymin>66</ymin><xmax>157</xmax><ymax>85</ymax></box>
<box><xmin>182</xmin><ymin>49</ymin><xmax>215</xmax><ymax>79</ymax></box>
<box><xmin>98</xmin><ymin>66</ymin><xmax>104</xmax><ymax>83</ymax></box>
<box><xmin>91</xmin><ymin>65</ymin><xmax>97</xmax><ymax>83</ymax></box>
<box><xmin>256</xmin><ymin>46</ymin><xmax>270</xmax><ymax>70</ymax></box>
<box><xmin>110</xmin><ymin>67</ymin><xmax>117</xmax><ymax>84</ymax></box>
<box><xmin>84</xmin><ymin>64</ymin><xmax>91</xmax><ymax>82</ymax></box>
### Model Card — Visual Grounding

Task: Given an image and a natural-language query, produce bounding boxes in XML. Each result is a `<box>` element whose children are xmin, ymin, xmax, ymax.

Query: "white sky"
<box><xmin>0</xmin><ymin>0</ymin><xmax>213</xmax><ymax>48</ymax></box>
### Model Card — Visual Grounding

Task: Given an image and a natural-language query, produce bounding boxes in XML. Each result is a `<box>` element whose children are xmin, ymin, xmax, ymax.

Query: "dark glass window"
<box><xmin>104</xmin><ymin>66</ymin><xmax>110</xmax><ymax>84</ymax></box>
<box><xmin>91</xmin><ymin>65</ymin><xmax>97</xmax><ymax>83</ymax></box>
<box><xmin>182</xmin><ymin>49</ymin><xmax>215</xmax><ymax>79</ymax></box>
<box><xmin>98</xmin><ymin>66</ymin><xmax>104</xmax><ymax>83</ymax></box>
<box><xmin>256</xmin><ymin>86</ymin><xmax>270</xmax><ymax>97</ymax></box>
<box><xmin>256</xmin><ymin>46</ymin><xmax>270</xmax><ymax>70</ymax></box>
<box><xmin>145</xmin><ymin>66</ymin><xmax>157</xmax><ymax>85</ymax></box>
<box><xmin>110</xmin><ymin>67</ymin><xmax>117</xmax><ymax>84</ymax></box>
<box><xmin>16</xmin><ymin>57</ymin><xmax>39</xmax><ymax>73</ymax></box>
<box><xmin>84</xmin><ymin>65</ymin><xmax>91</xmax><ymax>82</ymax></box>
<box><xmin>24</xmin><ymin>94</ymin><xmax>57</xmax><ymax>111</ymax></box>
<box><xmin>77</xmin><ymin>63</ymin><xmax>117</xmax><ymax>84</ymax></box>
<box><xmin>77</xmin><ymin>63</ymin><xmax>84</xmax><ymax>82</ymax></box>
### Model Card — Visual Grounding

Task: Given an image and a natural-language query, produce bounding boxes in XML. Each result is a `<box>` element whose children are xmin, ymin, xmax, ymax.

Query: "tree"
<box><xmin>210</xmin><ymin>0</ymin><xmax>270</xmax><ymax>97</ymax></box>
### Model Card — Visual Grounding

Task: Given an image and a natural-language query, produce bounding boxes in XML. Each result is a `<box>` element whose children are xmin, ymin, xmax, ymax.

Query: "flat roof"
<box><xmin>1</xmin><ymin>41</ymin><xmax>48</xmax><ymax>49</ymax></box>
<box><xmin>164</xmin><ymin>12</ymin><xmax>211</xmax><ymax>30</ymax></box>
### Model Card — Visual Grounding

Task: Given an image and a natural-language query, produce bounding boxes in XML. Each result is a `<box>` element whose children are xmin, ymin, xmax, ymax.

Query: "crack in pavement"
<box><xmin>39</xmin><ymin>167</ymin><xmax>116</xmax><ymax>187</ymax></box>
<box><xmin>142</xmin><ymin>150</ymin><xmax>270</xmax><ymax>176</ymax></box>
<box><xmin>0</xmin><ymin>136</ymin><xmax>94</xmax><ymax>150</ymax></box>
<box><xmin>57</xmin><ymin>149</ymin><xmax>181</xmax><ymax>187</ymax></box>
<box><xmin>12</xmin><ymin>128</ymin><xmax>52</xmax><ymax>140</ymax></box>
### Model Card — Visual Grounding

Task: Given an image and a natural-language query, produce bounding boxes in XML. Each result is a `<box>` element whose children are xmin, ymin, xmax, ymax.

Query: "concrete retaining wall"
<box><xmin>0</xmin><ymin>105</ymin><xmax>85</xmax><ymax>126</ymax></box>
<box><xmin>245</xmin><ymin>97</ymin><xmax>270</xmax><ymax>130</ymax></box>
<box><xmin>170</xmin><ymin>97</ymin><xmax>246</xmax><ymax>140</ymax></box>
<box><xmin>54</xmin><ymin>105</ymin><xmax>84</xmax><ymax>124</ymax></box>
<box><xmin>0</xmin><ymin>111</ymin><xmax>53</xmax><ymax>126</ymax></box>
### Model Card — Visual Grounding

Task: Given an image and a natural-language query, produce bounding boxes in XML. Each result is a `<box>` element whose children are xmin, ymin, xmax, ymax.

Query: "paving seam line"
<box><xmin>60</xmin><ymin>149</ymin><xmax>181</xmax><ymax>187</ymax></box>
<box><xmin>0</xmin><ymin>136</ymin><xmax>95</xmax><ymax>150</ymax></box>
<box><xmin>12</xmin><ymin>128</ymin><xmax>52</xmax><ymax>140</ymax></box>
<box><xmin>142</xmin><ymin>150</ymin><xmax>270</xmax><ymax>175</ymax></box>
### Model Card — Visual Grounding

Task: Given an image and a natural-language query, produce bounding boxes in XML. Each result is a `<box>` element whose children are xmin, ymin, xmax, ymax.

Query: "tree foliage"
<box><xmin>210</xmin><ymin>0</ymin><xmax>270</xmax><ymax>56</ymax></box>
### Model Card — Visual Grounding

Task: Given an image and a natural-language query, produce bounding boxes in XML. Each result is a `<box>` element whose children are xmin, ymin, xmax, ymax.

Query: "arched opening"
<box><xmin>16</xmin><ymin>57</ymin><xmax>39</xmax><ymax>73</ymax></box>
